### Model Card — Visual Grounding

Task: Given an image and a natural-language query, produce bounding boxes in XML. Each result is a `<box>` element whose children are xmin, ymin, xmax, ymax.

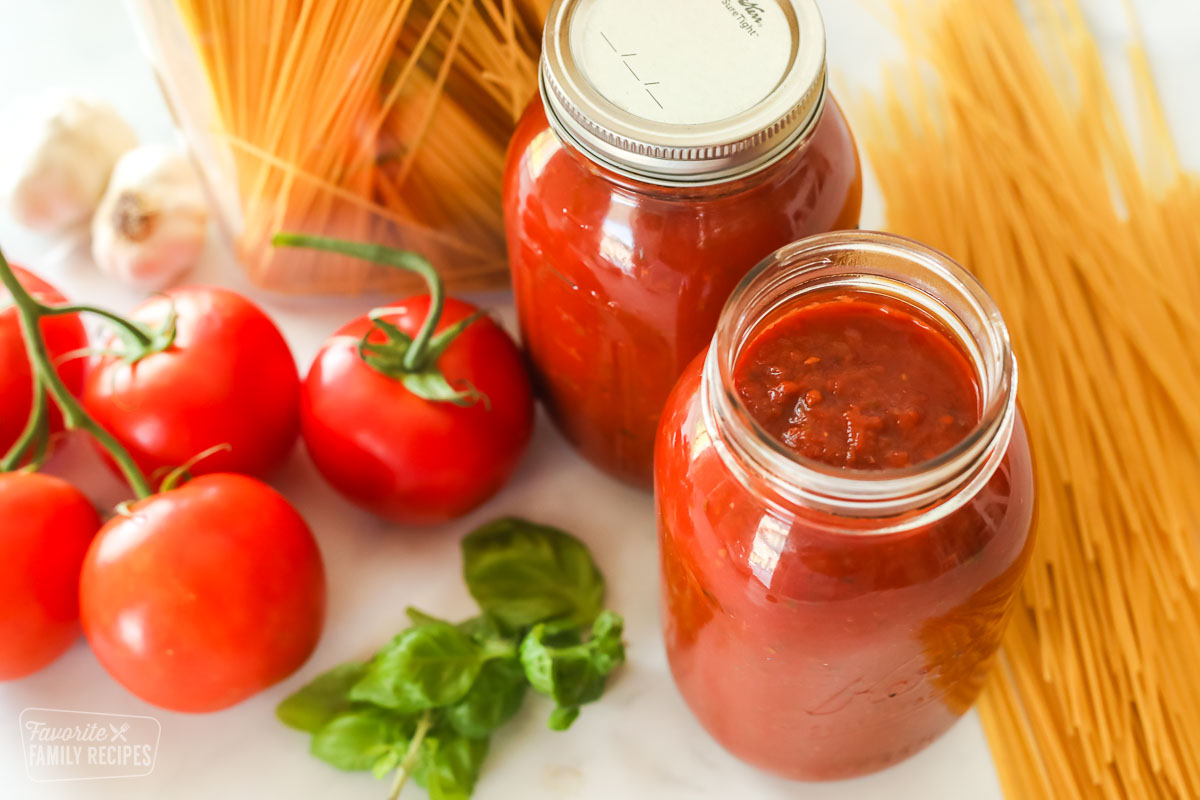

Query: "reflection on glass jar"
<box><xmin>503</xmin><ymin>0</ymin><xmax>863</xmax><ymax>487</ymax></box>
<box><xmin>655</xmin><ymin>232</ymin><xmax>1036</xmax><ymax>780</ymax></box>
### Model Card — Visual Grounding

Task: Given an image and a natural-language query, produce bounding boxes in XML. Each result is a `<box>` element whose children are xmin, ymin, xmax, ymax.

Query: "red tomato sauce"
<box><xmin>734</xmin><ymin>295</ymin><xmax>980</xmax><ymax>469</ymax></box>
<box><xmin>655</xmin><ymin>291</ymin><xmax>1035</xmax><ymax>780</ymax></box>
<box><xmin>503</xmin><ymin>100</ymin><xmax>862</xmax><ymax>487</ymax></box>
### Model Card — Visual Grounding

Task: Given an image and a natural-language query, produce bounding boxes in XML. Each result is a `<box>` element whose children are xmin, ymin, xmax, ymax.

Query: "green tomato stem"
<box><xmin>0</xmin><ymin>372</ymin><xmax>48</xmax><ymax>472</ymax></box>
<box><xmin>42</xmin><ymin>303</ymin><xmax>154</xmax><ymax>349</ymax></box>
<box><xmin>386</xmin><ymin>709</ymin><xmax>433</xmax><ymax>800</ymax></box>
<box><xmin>271</xmin><ymin>233</ymin><xmax>445</xmax><ymax>372</ymax></box>
<box><xmin>0</xmin><ymin>247</ymin><xmax>154</xmax><ymax>498</ymax></box>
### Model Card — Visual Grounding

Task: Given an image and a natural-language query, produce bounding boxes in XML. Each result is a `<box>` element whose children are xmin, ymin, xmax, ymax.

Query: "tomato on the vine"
<box><xmin>275</xmin><ymin>234</ymin><xmax>535</xmax><ymax>524</ymax></box>
<box><xmin>82</xmin><ymin>286</ymin><xmax>301</xmax><ymax>480</ymax></box>
<box><xmin>0</xmin><ymin>472</ymin><xmax>100</xmax><ymax>680</ymax></box>
<box><xmin>80</xmin><ymin>473</ymin><xmax>326</xmax><ymax>712</ymax></box>
<box><xmin>303</xmin><ymin>296</ymin><xmax>535</xmax><ymax>523</ymax></box>
<box><xmin>0</xmin><ymin>253</ymin><xmax>323</xmax><ymax>710</ymax></box>
<box><xmin>0</xmin><ymin>266</ymin><xmax>87</xmax><ymax>457</ymax></box>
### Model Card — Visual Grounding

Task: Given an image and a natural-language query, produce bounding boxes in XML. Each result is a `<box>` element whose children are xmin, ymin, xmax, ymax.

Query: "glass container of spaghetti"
<box><xmin>503</xmin><ymin>0</ymin><xmax>862</xmax><ymax>488</ymax></box>
<box><xmin>655</xmin><ymin>231</ymin><xmax>1035</xmax><ymax>780</ymax></box>
<box><xmin>128</xmin><ymin>0</ymin><xmax>549</xmax><ymax>294</ymax></box>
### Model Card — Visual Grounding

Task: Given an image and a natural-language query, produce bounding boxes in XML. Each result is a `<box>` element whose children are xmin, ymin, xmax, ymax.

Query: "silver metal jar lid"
<box><xmin>539</xmin><ymin>0</ymin><xmax>828</xmax><ymax>186</ymax></box>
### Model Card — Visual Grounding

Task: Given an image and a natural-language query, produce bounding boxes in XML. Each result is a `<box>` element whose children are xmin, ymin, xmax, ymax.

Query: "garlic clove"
<box><xmin>0</xmin><ymin>92</ymin><xmax>138</xmax><ymax>231</ymax></box>
<box><xmin>91</xmin><ymin>144</ymin><xmax>210</xmax><ymax>289</ymax></box>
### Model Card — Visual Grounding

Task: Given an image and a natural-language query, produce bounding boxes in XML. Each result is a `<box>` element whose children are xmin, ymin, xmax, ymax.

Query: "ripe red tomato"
<box><xmin>82</xmin><ymin>286</ymin><xmax>300</xmax><ymax>480</ymax></box>
<box><xmin>0</xmin><ymin>472</ymin><xmax>100</xmax><ymax>680</ymax></box>
<box><xmin>302</xmin><ymin>296</ymin><xmax>534</xmax><ymax>524</ymax></box>
<box><xmin>0</xmin><ymin>266</ymin><xmax>88</xmax><ymax>456</ymax></box>
<box><xmin>79</xmin><ymin>474</ymin><xmax>325</xmax><ymax>712</ymax></box>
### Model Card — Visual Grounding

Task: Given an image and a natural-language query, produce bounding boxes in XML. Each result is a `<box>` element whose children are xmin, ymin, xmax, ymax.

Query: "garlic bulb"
<box><xmin>0</xmin><ymin>93</ymin><xmax>138</xmax><ymax>231</ymax></box>
<box><xmin>91</xmin><ymin>144</ymin><xmax>209</xmax><ymax>288</ymax></box>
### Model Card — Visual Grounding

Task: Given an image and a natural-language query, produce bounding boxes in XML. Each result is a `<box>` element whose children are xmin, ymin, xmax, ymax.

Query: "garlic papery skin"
<box><xmin>0</xmin><ymin>94</ymin><xmax>138</xmax><ymax>231</ymax></box>
<box><xmin>91</xmin><ymin>144</ymin><xmax>210</xmax><ymax>289</ymax></box>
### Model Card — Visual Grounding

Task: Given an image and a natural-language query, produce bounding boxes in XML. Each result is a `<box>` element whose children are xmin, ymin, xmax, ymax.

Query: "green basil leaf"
<box><xmin>519</xmin><ymin>628</ymin><xmax>602</xmax><ymax>707</ymax></box>
<box><xmin>277</xmin><ymin>662</ymin><xmax>368</xmax><ymax>733</ymax></box>
<box><xmin>310</xmin><ymin>709</ymin><xmax>408</xmax><ymax>772</ymax></box>
<box><xmin>350</xmin><ymin>623</ymin><xmax>485</xmax><ymax>713</ymax></box>
<box><xmin>587</xmin><ymin>611</ymin><xmax>627</xmax><ymax>674</ymax></box>
<box><xmin>414</xmin><ymin>731</ymin><xmax>489</xmax><ymax>800</ymax></box>
<box><xmin>371</xmin><ymin>746</ymin><xmax>403</xmax><ymax>780</ymax></box>
<box><xmin>406</xmin><ymin>608</ymin><xmax>503</xmax><ymax>645</ymax></box>
<box><xmin>445</xmin><ymin>657</ymin><xmax>528</xmax><ymax>739</ymax></box>
<box><xmin>547</xmin><ymin>706</ymin><xmax>580</xmax><ymax>731</ymax></box>
<box><xmin>520</xmin><ymin>611</ymin><xmax>626</xmax><ymax>730</ymax></box>
<box><xmin>405</xmin><ymin>607</ymin><xmax>449</xmax><ymax>628</ymax></box>
<box><xmin>462</xmin><ymin>518</ymin><xmax>605</xmax><ymax>634</ymax></box>
<box><xmin>457</xmin><ymin>614</ymin><xmax>503</xmax><ymax>643</ymax></box>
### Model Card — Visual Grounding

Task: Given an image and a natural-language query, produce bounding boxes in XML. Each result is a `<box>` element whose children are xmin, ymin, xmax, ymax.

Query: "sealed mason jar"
<box><xmin>503</xmin><ymin>0</ymin><xmax>863</xmax><ymax>487</ymax></box>
<box><xmin>655</xmin><ymin>232</ymin><xmax>1036</xmax><ymax>780</ymax></box>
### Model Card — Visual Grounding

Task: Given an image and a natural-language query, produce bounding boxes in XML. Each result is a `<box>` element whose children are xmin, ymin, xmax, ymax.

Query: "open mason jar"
<box><xmin>655</xmin><ymin>231</ymin><xmax>1036</xmax><ymax>780</ymax></box>
<box><xmin>504</xmin><ymin>0</ymin><xmax>862</xmax><ymax>487</ymax></box>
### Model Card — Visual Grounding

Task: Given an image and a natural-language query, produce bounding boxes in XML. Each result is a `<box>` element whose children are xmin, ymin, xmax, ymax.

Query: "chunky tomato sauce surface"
<box><xmin>734</xmin><ymin>295</ymin><xmax>979</xmax><ymax>469</ymax></box>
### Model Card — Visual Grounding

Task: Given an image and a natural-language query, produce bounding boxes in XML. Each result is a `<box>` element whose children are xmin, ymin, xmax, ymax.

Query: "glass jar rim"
<box><xmin>701</xmin><ymin>230</ymin><xmax>1018</xmax><ymax>520</ymax></box>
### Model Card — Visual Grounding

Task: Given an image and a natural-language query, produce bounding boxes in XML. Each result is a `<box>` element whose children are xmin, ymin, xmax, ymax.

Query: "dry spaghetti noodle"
<box><xmin>160</xmin><ymin>0</ymin><xmax>548</xmax><ymax>294</ymax></box>
<box><xmin>856</xmin><ymin>1</ymin><xmax>1200</xmax><ymax>797</ymax></box>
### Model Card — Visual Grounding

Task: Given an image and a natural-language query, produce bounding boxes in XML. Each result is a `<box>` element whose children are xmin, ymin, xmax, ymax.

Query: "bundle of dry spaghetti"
<box><xmin>171</xmin><ymin>0</ymin><xmax>549</xmax><ymax>293</ymax></box>
<box><xmin>856</xmin><ymin>0</ymin><xmax>1200</xmax><ymax>797</ymax></box>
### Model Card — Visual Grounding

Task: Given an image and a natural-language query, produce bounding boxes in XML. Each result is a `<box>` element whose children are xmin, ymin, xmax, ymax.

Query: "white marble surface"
<box><xmin>0</xmin><ymin>1</ymin><xmax>1197</xmax><ymax>798</ymax></box>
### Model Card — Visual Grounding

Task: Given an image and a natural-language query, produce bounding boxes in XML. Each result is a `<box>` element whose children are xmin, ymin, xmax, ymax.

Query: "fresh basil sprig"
<box><xmin>520</xmin><ymin>611</ymin><xmax>625</xmax><ymax>731</ymax></box>
<box><xmin>277</xmin><ymin>518</ymin><xmax>625</xmax><ymax>800</ymax></box>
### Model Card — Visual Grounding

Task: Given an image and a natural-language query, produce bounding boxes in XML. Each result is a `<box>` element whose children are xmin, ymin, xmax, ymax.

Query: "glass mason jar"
<box><xmin>655</xmin><ymin>232</ymin><xmax>1036</xmax><ymax>780</ymax></box>
<box><xmin>503</xmin><ymin>0</ymin><xmax>862</xmax><ymax>487</ymax></box>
